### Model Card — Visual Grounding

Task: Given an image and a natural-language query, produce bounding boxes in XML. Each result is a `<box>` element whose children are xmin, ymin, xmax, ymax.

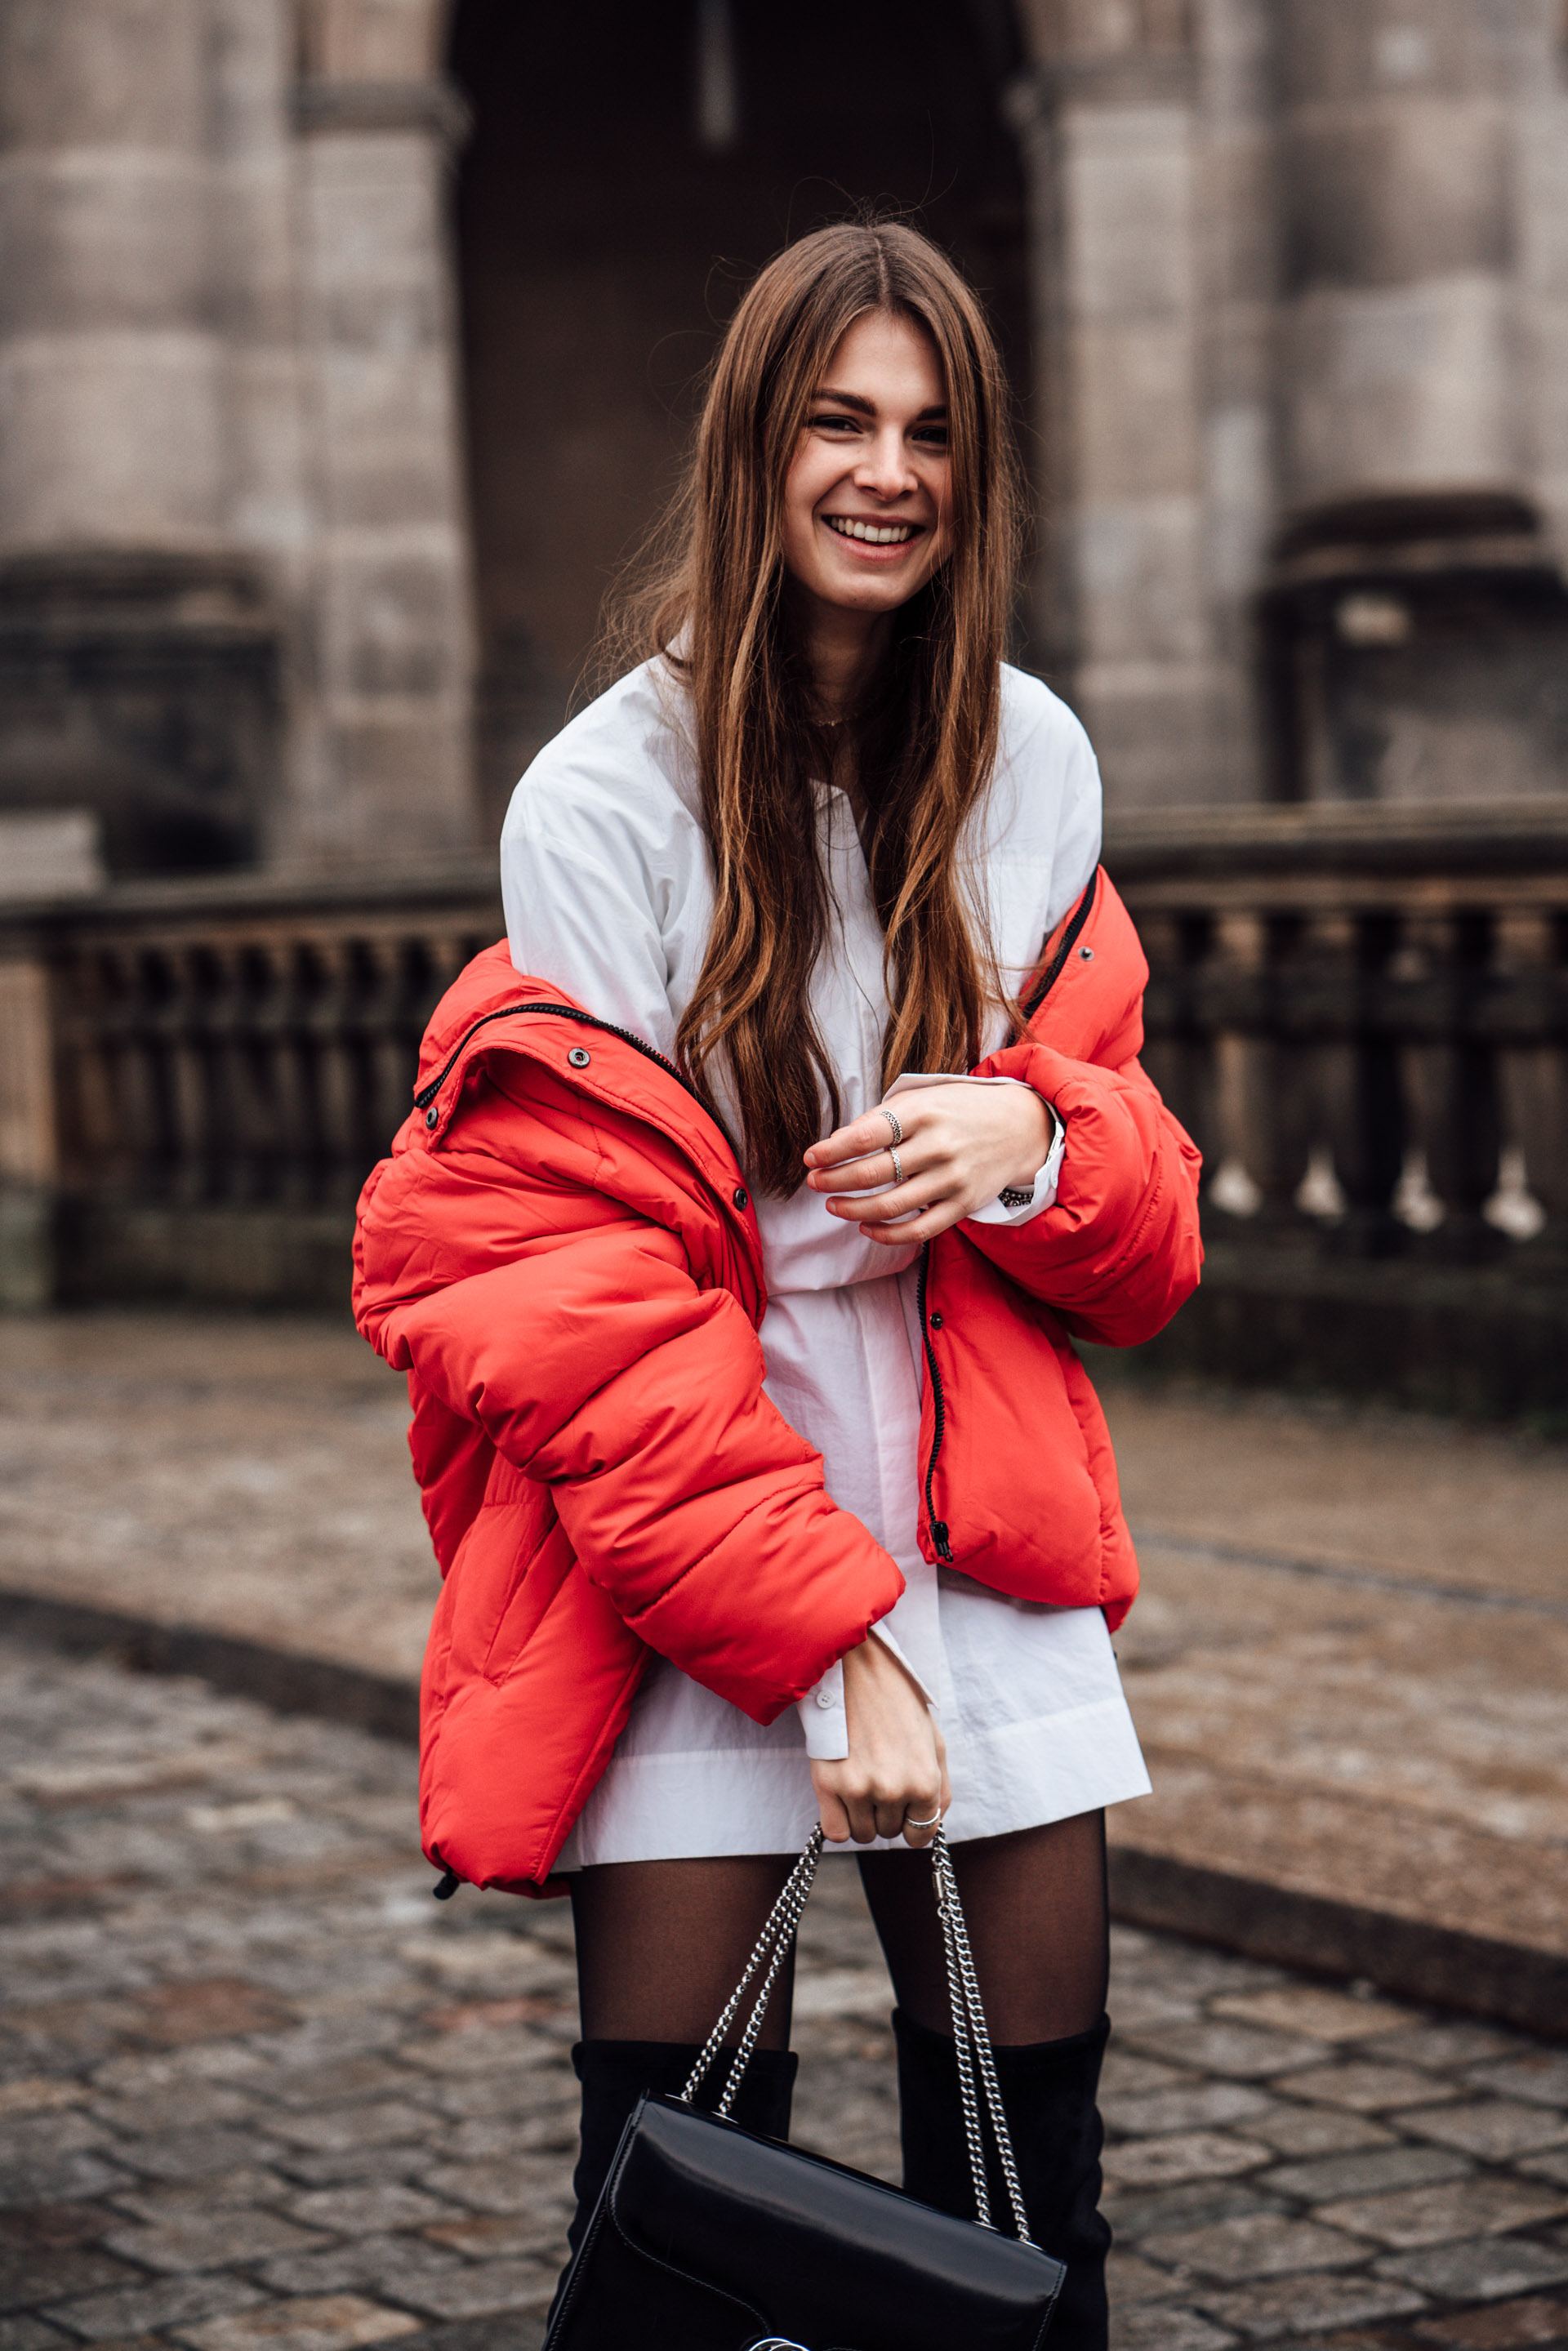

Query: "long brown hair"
<box><xmin>606</xmin><ymin>221</ymin><xmax>1027</xmax><ymax>1196</ymax></box>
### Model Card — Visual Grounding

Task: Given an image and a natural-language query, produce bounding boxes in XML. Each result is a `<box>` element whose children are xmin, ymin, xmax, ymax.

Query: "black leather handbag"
<box><xmin>544</xmin><ymin>1827</ymin><xmax>1066</xmax><ymax>2350</ymax></box>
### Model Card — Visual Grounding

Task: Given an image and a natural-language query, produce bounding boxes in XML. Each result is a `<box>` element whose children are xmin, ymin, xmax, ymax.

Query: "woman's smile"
<box><xmin>820</xmin><ymin>510</ymin><xmax>924</xmax><ymax>556</ymax></box>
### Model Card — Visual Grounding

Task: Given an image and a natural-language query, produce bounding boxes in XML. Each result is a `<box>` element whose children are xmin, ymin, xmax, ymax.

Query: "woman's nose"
<box><xmin>855</xmin><ymin>429</ymin><xmax>917</xmax><ymax>498</ymax></box>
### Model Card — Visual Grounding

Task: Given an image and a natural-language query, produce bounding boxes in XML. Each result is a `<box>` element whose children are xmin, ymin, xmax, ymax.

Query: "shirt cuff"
<box><xmin>795</xmin><ymin>1626</ymin><xmax>938</xmax><ymax>1761</ymax></box>
<box><xmin>798</xmin><ymin>1658</ymin><xmax>848</xmax><ymax>1761</ymax></box>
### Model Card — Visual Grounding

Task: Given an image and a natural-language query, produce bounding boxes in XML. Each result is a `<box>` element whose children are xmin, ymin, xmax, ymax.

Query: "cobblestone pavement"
<box><xmin>4</xmin><ymin>1645</ymin><xmax>1568</xmax><ymax>2351</ymax></box>
<box><xmin>5</xmin><ymin>1315</ymin><xmax>1566</xmax><ymax>1993</ymax></box>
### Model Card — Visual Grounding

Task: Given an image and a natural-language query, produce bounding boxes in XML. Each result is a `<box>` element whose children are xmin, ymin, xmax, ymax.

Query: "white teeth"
<box><xmin>826</xmin><ymin>516</ymin><xmax>915</xmax><ymax>545</ymax></box>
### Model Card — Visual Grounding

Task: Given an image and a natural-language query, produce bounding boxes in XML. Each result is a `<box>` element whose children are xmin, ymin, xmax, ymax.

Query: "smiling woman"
<box><xmin>354</xmin><ymin>219</ymin><xmax>1202</xmax><ymax>2349</ymax></box>
<box><xmin>782</xmin><ymin>315</ymin><xmax>953</xmax><ymax>608</ymax></box>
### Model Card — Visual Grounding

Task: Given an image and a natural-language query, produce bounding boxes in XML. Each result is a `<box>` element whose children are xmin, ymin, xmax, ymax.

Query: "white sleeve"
<box><xmin>1043</xmin><ymin>706</ymin><xmax>1102</xmax><ymax>934</ymax></box>
<box><xmin>501</xmin><ymin>781</ymin><xmax>681</xmax><ymax>1059</ymax></box>
<box><xmin>796</xmin><ymin>1622</ymin><xmax>938</xmax><ymax>1761</ymax></box>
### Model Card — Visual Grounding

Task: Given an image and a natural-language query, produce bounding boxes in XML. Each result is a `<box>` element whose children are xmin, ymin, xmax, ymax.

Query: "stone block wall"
<box><xmin>0</xmin><ymin>0</ymin><xmax>478</xmax><ymax>875</ymax></box>
<box><xmin>1013</xmin><ymin>0</ymin><xmax>1568</xmax><ymax>813</ymax></box>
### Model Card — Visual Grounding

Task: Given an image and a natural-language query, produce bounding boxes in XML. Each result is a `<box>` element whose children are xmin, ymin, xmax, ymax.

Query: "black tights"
<box><xmin>568</xmin><ymin>1810</ymin><xmax>1108</xmax><ymax>2051</ymax></box>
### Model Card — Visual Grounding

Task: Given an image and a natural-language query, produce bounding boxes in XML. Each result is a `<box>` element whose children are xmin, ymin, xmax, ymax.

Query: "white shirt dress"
<box><xmin>501</xmin><ymin>659</ymin><xmax>1152</xmax><ymax>1864</ymax></box>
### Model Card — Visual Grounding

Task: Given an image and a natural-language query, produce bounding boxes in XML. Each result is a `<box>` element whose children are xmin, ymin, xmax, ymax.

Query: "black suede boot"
<box><xmin>563</xmin><ymin>2037</ymin><xmax>799</xmax><ymax>2260</ymax></box>
<box><xmin>893</xmin><ymin>2007</ymin><xmax>1112</xmax><ymax>2349</ymax></box>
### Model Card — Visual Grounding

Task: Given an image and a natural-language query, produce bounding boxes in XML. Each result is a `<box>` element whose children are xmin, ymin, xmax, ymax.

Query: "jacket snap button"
<box><xmin>424</xmin><ymin>1106</ymin><xmax>439</xmax><ymax>1129</ymax></box>
<box><xmin>568</xmin><ymin>1046</ymin><xmax>591</xmax><ymax>1068</ymax></box>
<box><xmin>733</xmin><ymin>1186</ymin><xmax>748</xmax><ymax>1210</ymax></box>
<box><xmin>929</xmin><ymin>1311</ymin><xmax>942</xmax><ymax>1329</ymax></box>
<box><xmin>1080</xmin><ymin>946</ymin><xmax>1094</xmax><ymax>960</ymax></box>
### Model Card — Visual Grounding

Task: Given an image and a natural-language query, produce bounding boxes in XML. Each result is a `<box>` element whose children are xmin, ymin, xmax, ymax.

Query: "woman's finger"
<box><xmin>817</xmin><ymin>1788</ymin><xmax>853</xmax><ymax>1846</ymax></box>
<box><xmin>834</xmin><ymin>1169</ymin><xmax>947</xmax><ymax>1224</ymax></box>
<box><xmin>858</xmin><ymin>1201</ymin><xmax>969</xmax><ymax>1246</ymax></box>
<box><xmin>803</xmin><ymin>1112</ymin><xmax>901</xmax><ymax>1170</ymax></box>
<box><xmin>811</xmin><ymin>1144</ymin><xmax>915</xmax><ymax>1199</ymax></box>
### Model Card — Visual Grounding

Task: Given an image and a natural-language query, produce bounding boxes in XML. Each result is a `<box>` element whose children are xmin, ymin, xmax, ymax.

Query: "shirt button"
<box><xmin>815</xmin><ymin>1689</ymin><xmax>836</xmax><ymax>1708</ymax></box>
<box><xmin>568</xmin><ymin>1047</ymin><xmax>591</xmax><ymax>1068</ymax></box>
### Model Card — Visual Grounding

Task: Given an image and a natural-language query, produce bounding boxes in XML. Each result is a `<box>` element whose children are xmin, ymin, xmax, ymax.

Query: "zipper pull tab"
<box><xmin>432</xmin><ymin>1867</ymin><xmax>461</xmax><ymax>1901</ymax></box>
<box><xmin>932</xmin><ymin>1521</ymin><xmax>951</xmax><ymax>1562</ymax></box>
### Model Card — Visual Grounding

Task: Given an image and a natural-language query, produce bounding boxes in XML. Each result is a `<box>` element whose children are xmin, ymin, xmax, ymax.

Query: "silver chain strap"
<box><xmin>680</xmin><ymin>1828</ymin><xmax>826</xmax><ymax>2118</ymax></box>
<box><xmin>679</xmin><ymin>1824</ymin><xmax>1034</xmax><ymax>2244</ymax></box>
<box><xmin>931</xmin><ymin>1830</ymin><xmax>1033</xmax><ymax>2242</ymax></box>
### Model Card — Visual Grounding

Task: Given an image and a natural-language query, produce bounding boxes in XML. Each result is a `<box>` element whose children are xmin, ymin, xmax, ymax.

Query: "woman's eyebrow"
<box><xmin>813</xmin><ymin>388</ymin><xmax>950</xmax><ymax>422</ymax></box>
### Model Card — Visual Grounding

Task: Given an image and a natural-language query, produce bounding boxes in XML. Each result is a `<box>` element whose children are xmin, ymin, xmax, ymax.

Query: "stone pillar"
<box><xmin>1195</xmin><ymin>0</ymin><xmax>1278</xmax><ymax>795</ymax></box>
<box><xmin>1012</xmin><ymin>1</ymin><xmax>1257</xmax><ymax>808</ymax></box>
<box><xmin>1266</xmin><ymin>0</ymin><xmax>1568</xmax><ymax>804</ymax></box>
<box><xmin>1276</xmin><ymin>0</ymin><xmax>1517</xmax><ymax>509</ymax></box>
<box><xmin>0</xmin><ymin>0</ymin><xmax>284</xmax><ymax>872</ymax></box>
<box><xmin>0</xmin><ymin>0</ymin><xmax>224</xmax><ymax>552</ymax></box>
<box><xmin>288</xmin><ymin>0</ymin><xmax>479</xmax><ymax>862</ymax></box>
<box><xmin>1512</xmin><ymin>1</ymin><xmax>1568</xmax><ymax>565</ymax></box>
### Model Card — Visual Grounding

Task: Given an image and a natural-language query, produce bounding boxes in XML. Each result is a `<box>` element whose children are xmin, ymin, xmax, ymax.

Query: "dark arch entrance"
<box><xmin>449</xmin><ymin>0</ymin><xmax>1031</xmax><ymax>838</ymax></box>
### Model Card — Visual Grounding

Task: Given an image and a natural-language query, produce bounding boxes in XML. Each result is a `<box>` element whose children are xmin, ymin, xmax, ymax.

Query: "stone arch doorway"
<box><xmin>448</xmin><ymin>0</ymin><xmax>1031</xmax><ymax>838</ymax></box>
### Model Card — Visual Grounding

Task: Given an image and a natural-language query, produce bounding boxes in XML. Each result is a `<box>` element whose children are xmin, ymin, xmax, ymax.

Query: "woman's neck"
<box><xmin>786</xmin><ymin>585</ymin><xmax>893</xmax><ymax>724</ymax></box>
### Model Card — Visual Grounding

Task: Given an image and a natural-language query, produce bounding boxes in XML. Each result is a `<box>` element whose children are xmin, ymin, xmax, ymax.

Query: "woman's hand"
<box><xmin>804</xmin><ymin>1084</ymin><xmax>1054</xmax><ymax>1246</ymax></box>
<box><xmin>810</xmin><ymin>1636</ymin><xmax>950</xmax><ymax>1849</ymax></box>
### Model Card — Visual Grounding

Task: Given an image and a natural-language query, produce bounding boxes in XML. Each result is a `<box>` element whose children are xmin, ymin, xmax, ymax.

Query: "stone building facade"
<box><xmin>2</xmin><ymin>0</ymin><xmax>1566</xmax><ymax>877</ymax></box>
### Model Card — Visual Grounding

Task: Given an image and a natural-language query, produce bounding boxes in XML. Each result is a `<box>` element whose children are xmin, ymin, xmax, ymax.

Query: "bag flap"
<box><xmin>609</xmin><ymin>2096</ymin><xmax>1063</xmax><ymax>2351</ymax></box>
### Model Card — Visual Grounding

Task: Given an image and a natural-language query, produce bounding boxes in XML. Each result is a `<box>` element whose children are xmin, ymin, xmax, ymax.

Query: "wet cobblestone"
<box><xmin>2</xmin><ymin>1642</ymin><xmax>1566</xmax><ymax>2351</ymax></box>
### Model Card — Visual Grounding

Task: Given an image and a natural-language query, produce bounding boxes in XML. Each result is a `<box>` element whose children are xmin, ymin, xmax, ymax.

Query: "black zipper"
<box><xmin>918</xmin><ymin>866</ymin><xmax>1100</xmax><ymax>1561</ymax></box>
<box><xmin>915</xmin><ymin>1241</ymin><xmax>951</xmax><ymax>1562</ymax></box>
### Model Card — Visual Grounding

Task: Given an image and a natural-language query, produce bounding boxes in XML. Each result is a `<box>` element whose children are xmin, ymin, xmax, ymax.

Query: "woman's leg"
<box><xmin>571</xmin><ymin>1855</ymin><xmax>799</xmax><ymax>2047</ymax></box>
<box><xmin>858</xmin><ymin>1814</ymin><xmax>1113</xmax><ymax>2349</ymax></box>
<box><xmin>561</xmin><ymin>1856</ymin><xmax>799</xmax><ymax>2268</ymax></box>
<box><xmin>857</xmin><ymin>1811</ymin><xmax>1109</xmax><ymax>2043</ymax></box>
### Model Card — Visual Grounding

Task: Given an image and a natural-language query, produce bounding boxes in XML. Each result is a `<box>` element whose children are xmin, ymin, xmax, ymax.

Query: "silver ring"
<box><xmin>880</xmin><ymin>1107</ymin><xmax>903</xmax><ymax>1149</ymax></box>
<box><xmin>888</xmin><ymin>1144</ymin><xmax>905</xmax><ymax>1186</ymax></box>
<box><xmin>904</xmin><ymin>1813</ymin><xmax>942</xmax><ymax>1831</ymax></box>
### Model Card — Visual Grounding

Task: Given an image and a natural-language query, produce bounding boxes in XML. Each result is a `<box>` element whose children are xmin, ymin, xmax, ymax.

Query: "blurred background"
<box><xmin>2</xmin><ymin>15</ymin><xmax>1567</xmax><ymax>2346</ymax></box>
<box><xmin>0</xmin><ymin>0</ymin><xmax>1564</xmax><ymax>1413</ymax></box>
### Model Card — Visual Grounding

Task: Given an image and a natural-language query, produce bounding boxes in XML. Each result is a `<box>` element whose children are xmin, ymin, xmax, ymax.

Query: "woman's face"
<box><xmin>779</xmin><ymin>310</ymin><xmax>953</xmax><ymax>623</ymax></box>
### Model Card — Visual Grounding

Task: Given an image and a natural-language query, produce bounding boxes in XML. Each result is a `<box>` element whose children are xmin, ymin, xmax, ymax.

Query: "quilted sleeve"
<box><xmin>370</xmin><ymin>1220</ymin><xmax>905</xmax><ymax>1724</ymax></box>
<box><xmin>961</xmin><ymin>1044</ymin><xmax>1203</xmax><ymax>1347</ymax></box>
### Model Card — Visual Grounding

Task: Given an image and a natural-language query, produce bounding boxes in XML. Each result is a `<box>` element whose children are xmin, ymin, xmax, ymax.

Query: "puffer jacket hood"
<box><xmin>354</xmin><ymin>868</ymin><xmax>1201</xmax><ymax>1893</ymax></box>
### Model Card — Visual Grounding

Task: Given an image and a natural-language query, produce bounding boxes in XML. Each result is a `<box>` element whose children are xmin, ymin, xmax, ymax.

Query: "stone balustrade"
<box><xmin>1107</xmin><ymin>800</ymin><xmax>1568</xmax><ymax>1264</ymax></box>
<box><xmin>2</xmin><ymin>811</ymin><xmax>1565</xmax><ymax>1409</ymax></box>
<box><xmin>0</xmin><ymin>856</ymin><xmax>501</xmax><ymax>1308</ymax></box>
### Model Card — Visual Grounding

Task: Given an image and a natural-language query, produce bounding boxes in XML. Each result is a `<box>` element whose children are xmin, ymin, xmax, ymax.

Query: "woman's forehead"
<box><xmin>817</xmin><ymin>311</ymin><xmax>946</xmax><ymax>411</ymax></box>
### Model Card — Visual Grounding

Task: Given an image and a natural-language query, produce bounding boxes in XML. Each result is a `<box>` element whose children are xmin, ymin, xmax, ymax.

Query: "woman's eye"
<box><xmin>811</xmin><ymin>413</ymin><xmax>858</xmax><ymax>432</ymax></box>
<box><xmin>914</xmin><ymin>428</ymin><xmax>949</xmax><ymax>450</ymax></box>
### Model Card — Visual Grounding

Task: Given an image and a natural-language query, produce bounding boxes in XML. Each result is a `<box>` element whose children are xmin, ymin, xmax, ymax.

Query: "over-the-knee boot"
<box><xmin>564</xmin><ymin>2037</ymin><xmax>800</xmax><ymax>2260</ymax></box>
<box><xmin>893</xmin><ymin>2008</ymin><xmax>1112</xmax><ymax>2349</ymax></box>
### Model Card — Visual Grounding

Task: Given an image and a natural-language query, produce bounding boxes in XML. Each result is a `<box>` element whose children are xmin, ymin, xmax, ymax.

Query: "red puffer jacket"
<box><xmin>353</xmin><ymin>868</ymin><xmax>1201</xmax><ymax>1894</ymax></box>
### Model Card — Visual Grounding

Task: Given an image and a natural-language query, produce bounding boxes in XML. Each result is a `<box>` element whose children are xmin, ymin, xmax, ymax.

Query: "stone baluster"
<box><xmin>1391</xmin><ymin>907</ymin><xmax>1500</xmax><ymax>1260</ymax></box>
<box><xmin>1486</xmin><ymin>906</ymin><xmax>1560</xmax><ymax>1245</ymax></box>
<box><xmin>270</xmin><ymin>943</ymin><xmax>318</xmax><ymax>1208</ymax></box>
<box><xmin>0</xmin><ymin>955</ymin><xmax>59</xmax><ymax>1306</ymax></box>
<box><xmin>1300</xmin><ymin>910</ymin><xmax>1401</xmax><ymax>1253</ymax></box>
<box><xmin>1203</xmin><ymin>910</ymin><xmax>1280</xmax><ymax>1222</ymax></box>
<box><xmin>167</xmin><ymin>949</ymin><xmax>219</xmax><ymax>1206</ymax></box>
<box><xmin>309</xmin><ymin>937</ymin><xmax>364</xmax><ymax>1205</ymax></box>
